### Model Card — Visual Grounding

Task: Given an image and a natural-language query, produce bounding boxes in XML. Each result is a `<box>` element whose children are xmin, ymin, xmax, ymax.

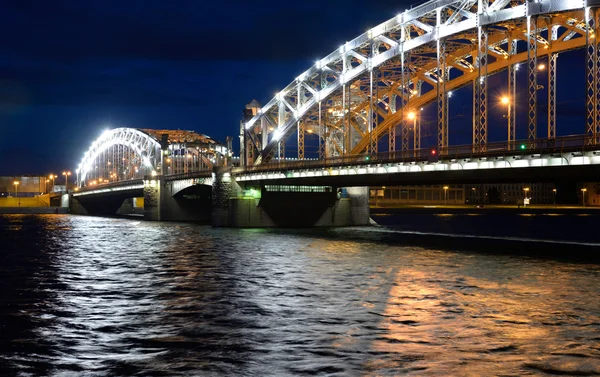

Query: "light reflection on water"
<box><xmin>0</xmin><ymin>214</ymin><xmax>599</xmax><ymax>376</ymax></box>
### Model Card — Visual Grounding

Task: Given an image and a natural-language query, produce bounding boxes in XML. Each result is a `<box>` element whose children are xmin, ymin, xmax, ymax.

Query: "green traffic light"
<box><xmin>365</xmin><ymin>156</ymin><xmax>370</xmax><ymax>161</ymax></box>
<box><xmin>520</xmin><ymin>144</ymin><xmax>526</xmax><ymax>150</ymax></box>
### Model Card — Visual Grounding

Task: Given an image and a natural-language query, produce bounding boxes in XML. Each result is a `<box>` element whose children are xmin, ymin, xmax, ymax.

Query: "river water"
<box><xmin>1</xmin><ymin>214</ymin><xmax>599</xmax><ymax>376</ymax></box>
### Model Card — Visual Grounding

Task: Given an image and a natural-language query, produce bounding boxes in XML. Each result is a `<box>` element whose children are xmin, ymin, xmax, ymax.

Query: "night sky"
<box><xmin>0</xmin><ymin>0</ymin><xmax>587</xmax><ymax>175</ymax></box>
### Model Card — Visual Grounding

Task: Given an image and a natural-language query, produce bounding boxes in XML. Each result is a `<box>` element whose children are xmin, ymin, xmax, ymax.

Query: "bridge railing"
<box><xmin>233</xmin><ymin>134</ymin><xmax>598</xmax><ymax>174</ymax></box>
<box><xmin>164</xmin><ymin>171</ymin><xmax>213</xmax><ymax>181</ymax></box>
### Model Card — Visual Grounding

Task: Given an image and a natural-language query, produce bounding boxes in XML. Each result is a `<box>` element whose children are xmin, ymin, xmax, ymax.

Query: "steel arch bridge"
<box><xmin>242</xmin><ymin>0</ymin><xmax>600</xmax><ymax>166</ymax></box>
<box><xmin>76</xmin><ymin>128</ymin><xmax>229</xmax><ymax>187</ymax></box>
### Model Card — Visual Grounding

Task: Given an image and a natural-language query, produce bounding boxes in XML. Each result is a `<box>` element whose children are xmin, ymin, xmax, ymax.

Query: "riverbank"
<box><xmin>0</xmin><ymin>207</ymin><xmax>68</xmax><ymax>214</ymax></box>
<box><xmin>371</xmin><ymin>204</ymin><xmax>600</xmax><ymax>215</ymax></box>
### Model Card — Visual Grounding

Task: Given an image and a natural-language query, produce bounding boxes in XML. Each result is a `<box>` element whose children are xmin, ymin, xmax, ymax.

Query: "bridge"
<box><xmin>72</xmin><ymin>0</ymin><xmax>600</xmax><ymax>227</ymax></box>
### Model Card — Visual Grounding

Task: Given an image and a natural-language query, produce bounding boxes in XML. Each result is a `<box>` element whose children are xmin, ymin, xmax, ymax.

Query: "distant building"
<box><xmin>370</xmin><ymin>185</ymin><xmax>465</xmax><ymax>205</ymax></box>
<box><xmin>581</xmin><ymin>183</ymin><xmax>600</xmax><ymax>206</ymax></box>
<box><xmin>0</xmin><ymin>176</ymin><xmax>47</xmax><ymax>197</ymax></box>
<box><xmin>370</xmin><ymin>182</ymin><xmax>556</xmax><ymax>206</ymax></box>
<box><xmin>466</xmin><ymin>183</ymin><xmax>555</xmax><ymax>205</ymax></box>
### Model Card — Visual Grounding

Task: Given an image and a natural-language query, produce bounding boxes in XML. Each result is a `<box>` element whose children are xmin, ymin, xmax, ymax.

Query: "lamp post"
<box><xmin>523</xmin><ymin>187</ymin><xmax>530</xmax><ymax>207</ymax></box>
<box><xmin>581</xmin><ymin>188</ymin><xmax>587</xmax><ymax>207</ymax></box>
<box><xmin>501</xmin><ymin>96</ymin><xmax>511</xmax><ymax>149</ymax></box>
<box><xmin>443</xmin><ymin>185</ymin><xmax>449</xmax><ymax>206</ymax></box>
<box><xmin>49</xmin><ymin>174</ymin><xmax>56</xmax><ymax>192</ymax></box>
<box><xmin>407</xmin><ymin>111</ymin><xmax>417</xmax><ymax>128</ymax></box>
<box><xmin>13</xmin><ymin>181</ymin><xmax>20</xmax><ymax>207</ymax></box>
<box><xmin>62</xmin><ymin>171</ymin><xmax>71</xmax><ymax>192</ymax></box>
<box><xmin>552</xmin><ymin>188</ymin><xmax>557</xmax><ymax>207</ymax></box>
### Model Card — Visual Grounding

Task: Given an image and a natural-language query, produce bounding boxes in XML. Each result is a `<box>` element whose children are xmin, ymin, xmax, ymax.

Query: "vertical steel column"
<box><xmin>297</xmin><ymin>121</ymin><xmax>304</xmax><ymax>159</ymax></box>
<box><xmin>437</xmin><ymin>37</ymin><xmax>448</xmax><ymax>155</ymax></box>
<box><xmin>414</xmin><ymin>113</ymin><xmax>420</xmax><ymax>158</ymax></box>
<box><xmin>278</xmin><ymin>101</ymin><xmax>285</xmax><ymax>160</ymax></box>
<box><xmin>342</xmin><ymin>84</ymin><xmax>347</xmax><ymax>155</ymax></box>
<box><xmin>548</xmin><ymin>53</ymin><xmax>557</xmax><ymax>139</ymax></box>
<box><xmin>586</xmin><ymin>8</ymin><xmax>596</xmax><ymax>144</ymax></box>
<box><xmin>414</xmin><ymin>81</ymin><xmax>422</xmax><ymax>157</ymax></box>
<box><xmin>318</xmin><ymin>101</ymin><xmax>325</xmax><ymax>160</ymax></box>
<box><xmin>320</xmin><ymin>72</ymin><xmax>328</xmax><ymax>159</ymax></box>
<box><xmin>474</xmin><ymin>26</ymin><xmax>488</xmax><ymax>152</ymax></box>
<box><xmin>527</xmin><ymin>16</ymin><xmax>538</xmax><ymax>146</ymax></box>
<box><xmin>369</xmin><ymin>66</ymin><xmax>374</xmax><ymax>157</ymax></box>
<box><xmin>375</xmin><ymin>68</ymin><xmax>380</xmax><ymax>156</ymax></box>
<box><xmin>594</xmin><ymin>9</ymin><xmax>600</xmax><ymax>144</ymax></box>
<box><xmin>261</xmin><ymin>117</ymin><xmax>268</xmax><ymax>151</ymax></box>
<box><xmin>297</xmin><ymin>75</ymin><xmax>304</xmax><ymax>159</ymax></box>
<box><xmin>388</xmin><ymin>74</ymin><xmax>396</xmax><ymax>155</ymax></box>
<box><xmin>401</xmin><ymin>52</ymin><xmax>410</xmax><ymax>158</ymax></box>
<box><xmin>246</xmin><ymin>134</ymin><xmax>254</xmax><ymax>166</ymax></box>
<box><xmin>472</xmin><ymin>80</ymin><xmax>477</xmax><ymax>151</ymax></box>
<box><xmin>508</xmin><ymin>40</ymin><xmax>517</xmax><ymax>150</ymax></box>
<box><xmin>347</xmin><ymin>78</ymin><xmax>352</xmax><ymax>153</ymax></box>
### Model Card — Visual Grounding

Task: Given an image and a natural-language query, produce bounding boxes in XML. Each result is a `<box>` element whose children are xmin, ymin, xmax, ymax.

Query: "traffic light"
<box><xmin>428</xmin><ymin>146</ymin><xmax>439</xmax><ymax>162</ymax></box>
<box><xmin>520</xmin><ymin>143</ymin><xmax>526</xmax><ymax>150</ymax></box>
<box><xmin>365</xmin><ymin>155</ymin><xmax>371</xmax><ymax>161</ymax></box>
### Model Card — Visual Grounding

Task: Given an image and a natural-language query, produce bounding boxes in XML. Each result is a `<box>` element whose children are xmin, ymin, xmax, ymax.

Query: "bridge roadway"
<box><xmin>71</xmin><ymin>135</ymin><xmax>600</xmax><ymax>226</ymax></box>
<box><xmin>74</xmin><ymin>135</ymin><xmax>600</xmax><ymax>197</ymax></box>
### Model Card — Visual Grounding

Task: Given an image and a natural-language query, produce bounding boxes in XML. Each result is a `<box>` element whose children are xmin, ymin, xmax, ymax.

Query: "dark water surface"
<box><xmin>1</xmin><ymin>214</ymin><xmax>599</xmax><ymax>376</ymax></box>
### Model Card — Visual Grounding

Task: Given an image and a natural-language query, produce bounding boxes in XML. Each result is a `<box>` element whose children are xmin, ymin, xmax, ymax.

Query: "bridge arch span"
<box><xmin>77</xmin><ymin>128</ymin><xmax>229</xmax><ymax>187</ymax></box>
<box><xmin>242</xmin><ymin>0</ymin><xmax>593</xmax><ymax>165</ymax></box>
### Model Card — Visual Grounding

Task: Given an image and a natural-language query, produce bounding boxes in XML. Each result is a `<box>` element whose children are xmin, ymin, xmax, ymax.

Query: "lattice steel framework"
<box><xmin>527</xmin><ymin>16</ymin><xmax>538</xmax><ymax>146</ymax></box>
<box><xmin>242</xmin><ymin>0</ymin><xmax>592</xmax><ymax>165</ymax></box>
<box><xmin>437</xmin><ymin>37</ymin><xmax>448</xmax><ymax>155</ymax></box>
<box><xmin>77</xmin><ymin>128</ymin><xmax>228</xmax><ymax>187</ymax></box>
<box><xmin>508</xmin><ymin>40</ymin><xmax>517</xmax><ymax>150</ymax></box>
<box><xmin>548</xmin><ymin>52</ymin><xmax>558</xmax><ymax>139</ymax></box>
<box><xmin>587</xmin><ymin>7</ymin><xmax>600</xmax><ymax>144</ymax></box>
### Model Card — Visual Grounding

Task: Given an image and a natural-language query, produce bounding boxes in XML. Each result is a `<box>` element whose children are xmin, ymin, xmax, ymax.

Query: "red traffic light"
<box><xmin>431</xmin><ymin>149</ymin><xmax>437</xmax><ymax>155</ymax></box>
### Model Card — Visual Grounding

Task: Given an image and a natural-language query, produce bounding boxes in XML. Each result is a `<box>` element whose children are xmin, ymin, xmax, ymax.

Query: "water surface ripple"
<box><xmin>1</xmin><ymin>214</ymin><xmax>599</xmax><ymax>376</ymax></box>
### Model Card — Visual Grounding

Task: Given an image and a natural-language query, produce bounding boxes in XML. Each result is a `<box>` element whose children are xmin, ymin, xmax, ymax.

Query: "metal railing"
<box><xmin>233</xmin><ymin>134</ymin><xmax>600</xmax><ymax>175</ymax></box>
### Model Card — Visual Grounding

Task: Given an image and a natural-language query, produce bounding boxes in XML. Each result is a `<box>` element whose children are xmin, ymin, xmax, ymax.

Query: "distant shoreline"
<box><xmin>371</xmin><ymin>205</ymin><xmax>600</xmax><ymax>215</ymax></box>
<box><xmin>0</xmin><ymin>208</ymin><xmax>68</xmax><ymax>214</ymax></box>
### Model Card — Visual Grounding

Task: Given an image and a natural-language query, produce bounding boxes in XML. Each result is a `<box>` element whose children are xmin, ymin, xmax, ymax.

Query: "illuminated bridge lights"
<box><xmin>240</xmin><ymin>0</ymin><xmax>597</xmax><ymax>168</ymax></box>
<box><xmin>76</xmin><ymin>128</ymin><xmax>230</xmax><ymax>188</ymax></box>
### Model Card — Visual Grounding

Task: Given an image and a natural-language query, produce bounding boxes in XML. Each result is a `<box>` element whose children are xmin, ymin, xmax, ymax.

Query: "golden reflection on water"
<box><xmin>365</xmin><ymin>250</ymin><xmax>598</xmax><ymax>375</ymax></box>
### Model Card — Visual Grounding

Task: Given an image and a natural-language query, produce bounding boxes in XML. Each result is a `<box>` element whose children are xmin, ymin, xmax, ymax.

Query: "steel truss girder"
<box><xmin>297</xmin><ymin>121</ymin><xmax>305</xmax><ymax>159</ymax></box>
<box><xmin>437</xmin><ymin>38</ymin><xmax>448</xmax><ymax>154</ymax></box>
<box><xmin>508</xmin><ymin>40</ymin><xmax>517</xmax><ymax>150</ymax></box>
<box><xmin>245</xmin><ymin>0</ymin><xmax>589</xmax><ymax>164</ymax></box>
<box><xmin>586</xmin><ymin>8</ymin><xmax>600</xmax><ymax>144</ymax></box>
<box><xmin>527</xmin><ymin>16</ymin><xmax>538</xmax><ymax>146</ymax></box>
<box><xmin>77</xmin><ymin>128</ymin><xmax>162</xmax><ymax>185</ymax></box>
<box><xmin>474</xmin><ymin>26</ymin><xmax>488</xmax><ymax>152</ymax></box>
<box><xmin>548</xmin><ymin>52</ymin><xmax>557</xmax><ymax>139</ymax></box>
<box><xmin>369</xmin><ymin>68</ymin><xmax>378</xmax><ymax>156</ymax></box>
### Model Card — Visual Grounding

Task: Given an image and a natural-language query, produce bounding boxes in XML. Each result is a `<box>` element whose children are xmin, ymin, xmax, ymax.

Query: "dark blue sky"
<box><xmin>0</xmin><ymin>0</ymin><xmax>586</xmax><ymax>175</ymax></box>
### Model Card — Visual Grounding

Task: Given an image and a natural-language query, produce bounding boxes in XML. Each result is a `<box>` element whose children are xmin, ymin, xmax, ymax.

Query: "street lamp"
<box><xmin>13</xmin><ymin>181</ymin><xmax>20</xmax><ymax>207</ymax></box>
<box><xmin>552</xmin><ymin>188</ymin><xmax>557</xmax><ymax>207</ymax></box>
<box><xmin>62</xmin><ymin>171</ymin><xmax>71</xmax><ymax>192</ymax></box>
<box><xmin>581</xmin><ymin>188</ymin><xmax>587</xmax><ymax>207</ymax></box>
<box><xmin>407</xmin><ymin>111</ymin><xmax>417</xmax><ymax>125</ymax></box>
<box><xmin>501</xmin><ymin>96</ymin><xmax>511</xmax><ymax>148</ymax></box>
<box><xmin>443</xmin><ymin>185</ymin><xmax>449</xmax><ymax>206</ymax></box>
<box><xmin>523</xmin><ymin>187</ymin><xmax>530</xmax><ymax>207</ymax></box>
<box><xmin>49</xmin><ymin>174</ymin><xmax>56</xmax><ymax>192</ymax></box>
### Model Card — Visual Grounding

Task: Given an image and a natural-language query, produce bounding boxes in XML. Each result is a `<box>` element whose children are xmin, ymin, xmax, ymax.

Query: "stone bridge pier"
<box><xmin>211</xmin><ymin>167</ymin><xmax>370</xmax><ymax>227</ymax></box>
<box><xmin>143</xmin><ymin>176</ymin><xmax>212</xmax><ymax>222</ymax></box>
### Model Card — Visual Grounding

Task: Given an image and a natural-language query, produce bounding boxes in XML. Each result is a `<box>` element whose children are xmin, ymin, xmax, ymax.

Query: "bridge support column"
<box><xmin>211</xmin><ymin>169</ymin><xmax>370</xmax><ymax>228</ymax></box>
<box><xmin>143</xmin><ymin>176</ymin><xmax>162</xmax><ymax>221</ymax></box>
